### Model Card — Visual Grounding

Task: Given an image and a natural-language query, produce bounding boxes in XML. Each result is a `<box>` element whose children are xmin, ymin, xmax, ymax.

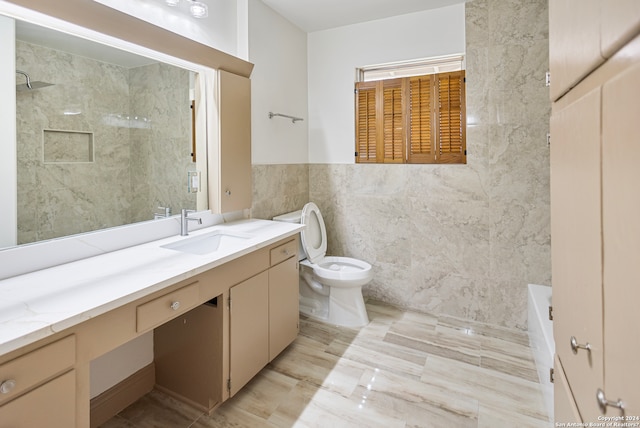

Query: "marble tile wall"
<box><xmin>307</xmin><ymin>0</ymin><xmax>551</xmax><ymax>330</ymax></box>
<box><xmin>251</xmin><ymin>164</ymin><xmax>309</xmax><ymax>220</ymax></box>
<box><xmin>15</xmin><ymin>42</ymin><xmax>193</xmax><ymax>244</ymax></box>
<box><xmin>128</xmin><ymin>63</ymin><xmax>195</xmax><ymax>223</ymax></box>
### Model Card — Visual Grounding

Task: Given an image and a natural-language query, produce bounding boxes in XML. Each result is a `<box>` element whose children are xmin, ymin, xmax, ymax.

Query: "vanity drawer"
<box><xmin>0</xmin><ymin>335</ymin><xmax>76</xmax><ymax>405</ymax></box>
<box><xmin>270</xmin><ymin>238</ymin><xmax>297</xmax><ymax>266</ymax></box>
<box><xmin>136</xmin><ymin>281</ymin><xmax>200</xmax><ymax>332</ymax></box>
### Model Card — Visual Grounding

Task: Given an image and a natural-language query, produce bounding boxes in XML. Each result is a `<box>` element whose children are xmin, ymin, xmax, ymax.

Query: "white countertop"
<box><xmin>0</xmin><ymin>219</ymin><xmax>303</xmax><ymax>356</ymax></box>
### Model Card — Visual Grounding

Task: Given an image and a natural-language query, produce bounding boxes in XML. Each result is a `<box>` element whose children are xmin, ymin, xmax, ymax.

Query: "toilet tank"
<box><xmin>273</xmin><ymin>210</ymin><xmax>305</xmax><ymax>261</ymax></box>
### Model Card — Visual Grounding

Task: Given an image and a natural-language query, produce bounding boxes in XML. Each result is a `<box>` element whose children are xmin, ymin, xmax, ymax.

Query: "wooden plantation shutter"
<box><xmin>408</xmin><ymin>75</ymin><xmax>435</xmax><ymax>163</ymax></box>
<box><xmin>436</xmin><ymin>70</ymin><xmax>466</xmax><ymax>164</ymax></box>
<box><xmin>355</xmin><ymin>81</ymin><xmax>377</xmax><ymax>163</ymax></box>
<box><xmin>355</xmin><ymin>70</ymin><xmax>465</xmax><ymax>164</ymax></box>
<box><xmin>381</xmin><ymin>79</ymin><xmax>404</xmax><ymax>163</ymax></box>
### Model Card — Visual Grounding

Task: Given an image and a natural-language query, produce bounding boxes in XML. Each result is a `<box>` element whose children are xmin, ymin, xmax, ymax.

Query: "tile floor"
<box><xmin>100</xmin><ymin>301</ymin><xmax>552</xmax><ymax>427</ymax></box>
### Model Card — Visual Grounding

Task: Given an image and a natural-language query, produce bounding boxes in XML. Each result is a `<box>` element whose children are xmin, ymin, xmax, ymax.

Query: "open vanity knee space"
<box><xmin>0</xmin><ymin>219</ymin><xmax>303</xmax><ymax>427</ymax></box>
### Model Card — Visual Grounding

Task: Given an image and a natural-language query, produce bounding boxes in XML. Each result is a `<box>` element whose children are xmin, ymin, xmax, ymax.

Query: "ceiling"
<box><xmin>260</xmin><ymin>0</ymin><xmax>467</xmax><ymax>32</ymax></box>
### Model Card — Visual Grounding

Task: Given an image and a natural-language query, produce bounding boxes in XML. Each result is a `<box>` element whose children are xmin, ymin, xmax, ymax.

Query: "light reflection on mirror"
<box><xmin>10</xmin><ymin>19</ymin><xmax>206</xmax><ymax>246</ymax></box>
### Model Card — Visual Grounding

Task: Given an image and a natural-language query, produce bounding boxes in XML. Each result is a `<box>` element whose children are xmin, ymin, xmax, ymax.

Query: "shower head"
<box><xmin>16</xmin><ymin>70</ymin><xmax>54</xmax><ymax>91</ymax></box>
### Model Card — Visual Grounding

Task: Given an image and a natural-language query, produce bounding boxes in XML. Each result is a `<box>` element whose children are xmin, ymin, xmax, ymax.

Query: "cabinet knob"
<box><xmin>225</xmin><ymin>189</ymin><xmax>231</xmax><ymax>196</ymax></box>
<box><xmin>597</xmin><ymin>388</ymin><xmax>625</xmax><ymax>414</ymax></box>
<box><xmin>570</xmin><ymin>336</ymin><xmax>591</xmax><ymax>354</ymax></box>
<box><xmin>0</xmin><ymin>379</ymin><xmax>16</xmax><ymax>394</ymax></box>
<box><xmin>170</xmin><ymin>301</ymin><xmax>181</xmax><ymax>311</ymax></box>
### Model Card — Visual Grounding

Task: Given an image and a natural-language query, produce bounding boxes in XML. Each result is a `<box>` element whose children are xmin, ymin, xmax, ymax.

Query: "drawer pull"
<box><xmin>170</xmin><ymin>301</ymin><xmax>181</xmax><ymax>311</ymax></box>
<box><xmin>282</xmin><ymin>249</ymin><xmax>291</xmax><ymax>256</ymax></box>
<box><xmin>570</xmin><ymin>336</ymin><xmax>591</xmax><ymax>354</ymax></box>
<box><xmin>596</xmin><ymin>388</ymin><xmax>624</xmax><ymax>414</ymax></box>
<box><xmin>0</xmin><ymin>379</ymin><xmax>16</xmax><ymax>394</ymax></box>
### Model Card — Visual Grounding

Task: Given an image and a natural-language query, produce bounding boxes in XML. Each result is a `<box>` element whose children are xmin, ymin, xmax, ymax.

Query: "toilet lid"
<box><xmin>300</xmin><ymin>202</ymin><xmax>327</xmax><ymax>264</ymax></box>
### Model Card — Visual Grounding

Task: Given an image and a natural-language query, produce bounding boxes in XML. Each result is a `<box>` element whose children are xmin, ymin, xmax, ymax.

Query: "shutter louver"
<box><xmin>436</xmin><ymin>71</ymin><xmax>466</xmax><ymax>164</ymax></box>
<box><xmin>355</xmin><ymin>82</ymin><xmax>377</xmax><ymax>163</ymax></box>
<box><xmin>408</xmin><ymin>75</ymin><xmax>435</xmax><ymax>163</ymax></box>
<box><xmin>354</xmin><ymin>70</ymin><xmax>465</xmax><ymax>165</ymax></box>
<box><xmin>382</xmin><ymin>79</ymin><xmax>404</xmax><ymax>163</ymax></box>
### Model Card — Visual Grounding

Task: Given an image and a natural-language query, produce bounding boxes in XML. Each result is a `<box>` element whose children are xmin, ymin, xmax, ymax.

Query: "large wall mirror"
<box><xmin>0</xmin><ymin>0</ymin><xmax>252</xmax><ymax>251</ymax></box>
<box><xmin>11</xmin><ymin>19</ymin><xmax>205</xmax><ymax>246</ymax></box>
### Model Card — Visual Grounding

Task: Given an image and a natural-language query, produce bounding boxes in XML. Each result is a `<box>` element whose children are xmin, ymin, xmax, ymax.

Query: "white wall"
<box><xmin>0</xmin><ymin>15</ymin><xmax>16</xmax><ymax>247</ymax></box>
<box><xmin>248</xmin><ymin>0</ymin><xmax>308</xmax><ymax>164</ymax></box>
<box><xmin>93</xmin><ymin>0</ymin><xmax>240</xmax><ymax>56</ymax></box>
<box><xmin>308</xmin><ymin>4</ymin><xmax>466</xmax><ymax>164</ymax></box>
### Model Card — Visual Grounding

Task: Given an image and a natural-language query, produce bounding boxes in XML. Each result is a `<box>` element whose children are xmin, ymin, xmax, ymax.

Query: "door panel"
<box><xmin>269</xmin><ymin>256</ymin><xmax>299</xmax><ymax>361</ymax></box>
<box><xmin>602</xmin><ymin>61</ymin><xmax>640</xmax><ymax>417</ymax></box>
<box><xmin>229</xmin><ymin>272</ymin><xmax>268</xmax><ymax>396</ymax></box>
<box><xmin>550</xmin><ymin>86</ymin><xmax>603</xmax><ymax>422</ymax></box>
<box><xmin>549</xmin><ymin>0</ymin><xmax>604</xmax><ymax>100</ymax></box>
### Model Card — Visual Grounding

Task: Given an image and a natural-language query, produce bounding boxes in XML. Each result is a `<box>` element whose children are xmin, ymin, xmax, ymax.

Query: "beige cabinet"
<box><xmin>549</xmin><ymin>0</ymin><xmax>603</xmax><ymax>100</ymax></box>
<box><xmin>214</xmin><ymin>70</ymin><xmax>252</xmax><ymax>213</ymax></box>
<box><xmin>550</xmin><ymin>1</ymin><xmax>640</xmax><ymax>100</ymax></box>
<box><xmin>269</xmin><ymin>250</ymin><xmax>299</xmax><ymax>361</ymax></box>
<box><xmin>0</xmin><ymin>335</ymin><xmax>76</xmax><ymax>427</ymax></box>
<box><xmin>229</xmin><ymin>237</ymin><xmax>299</xmax><ymax>395</ymax></box>
<box><xmin>152</xmin><ymin>236</ymin><xmax>298</xmax><ymax>408</ymax></box>
<box><xmin>229</xmin><ymin>271</ymin><xmax>270</xmax><ymax>396</ymax></box>
<box><xmin>601</xmin><ymin>61</ymin><xmax>640</xmax><ymax>417</ymax></box>
<box><xmin>154</xmin><ymin>299</ymin><xmax>225</xmax><ymax>411</ymax></box>
<box><xmin>550</xmin><ymin>86</ymin><xmax>604</xmax><ymax>423</ymax></box>
<box><xmin>602</xmin><ymin>1</ymin><xmax>640</xmax><ymax>57</ymax></box>
<box><xmin>551</xmin><ymin>3</ymin><xmax>640</xmax><ymax>421</ymax></box>
<box><xmin>0</xmin><ymin>370</ymin><xmax>76</xmax><ymax>428</ymax></box>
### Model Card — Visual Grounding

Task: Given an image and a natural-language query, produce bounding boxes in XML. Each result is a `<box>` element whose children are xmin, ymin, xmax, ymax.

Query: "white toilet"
<box><xmin>273</xmin><ymin>202</ymin><xmax>373</xmax><ymax>327</ymax></box>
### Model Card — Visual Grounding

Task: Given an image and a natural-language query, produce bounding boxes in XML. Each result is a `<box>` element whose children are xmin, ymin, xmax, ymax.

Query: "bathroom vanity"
<box><xmin>0</xmin><ymin>219</ymin><xmax>302</xmax><ymax>427</ymax></box>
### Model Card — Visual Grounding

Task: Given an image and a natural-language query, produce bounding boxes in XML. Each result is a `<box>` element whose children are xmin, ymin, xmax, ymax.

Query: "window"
<box><xmin>355</xmin><ymin>65</ymin><xmax>466</xmax><ymax>165</ymax></box>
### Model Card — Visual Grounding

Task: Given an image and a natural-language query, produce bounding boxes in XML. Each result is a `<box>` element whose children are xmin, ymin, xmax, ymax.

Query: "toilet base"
<box><xmin>298</xmin><ymin>276</ymin><xmax>369</xmax><ymax>328</ymax></box>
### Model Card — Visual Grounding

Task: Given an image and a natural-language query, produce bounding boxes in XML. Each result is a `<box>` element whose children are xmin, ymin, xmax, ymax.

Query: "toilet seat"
<box><xmin>300</xmin><ymin>202</ymin><xmax>327</xmax><ymax>264</ymax></box>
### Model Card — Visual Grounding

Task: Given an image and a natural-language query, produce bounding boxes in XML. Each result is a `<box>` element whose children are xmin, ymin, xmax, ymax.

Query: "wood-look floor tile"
<box><xmin>97</xmin><ymin>415</ymin><xmax>136</xmax><ymax>428</ymax></box>
<box><xmin>356</xmin><ymin>367</ymin><xmax>479</xmax><ymax>421</ymax></box>
<box><xmin>218</xmin><ymin>369</ymin><xmax>298</xmax><ymax>420</ymax></box>
<box><xmin>437</xmin><ymin>315</ymin><xmax>530</xmax><ymax>346</ymax></box>
<box><xmin>115</xmin><ymin>389</ymin><xmax>202</xmax><ymax>428</ymax></box>
<box><xmin>422</xmin><ymin>355</ymin><xmax>548</xmax><ymax>421</ymax></box>
<box><xmin>326</xmin><ymin>335</ymin><xmax>426</xmax><ymax>380</ymax></box>
<box><xmin>101</xmin><ymin>301</ymin><xmax>551</xmax><ymax>427</ymax></box>
<box><xmin>364</xmin><ymin>300</ymin><xmax>406</xmax><ymax>322</ymax></box>
<box><xmin>193</xmin><ymin>406</ymin><xmax>276</xmax><ymax>428</ymax></box>
<box><xmin>384</xmin><ymin>331</ymin><xmax>481</xmax><ymax>366</ymax></box>
<box><xmin>269</xmin><ymin>380</ymin><xmax>406</xmax><ymax>428</ymax></box>
<box><xmin>478</xmin><ymin>403</ymin><xmax>552</xmax><ymax>428</ymax></box>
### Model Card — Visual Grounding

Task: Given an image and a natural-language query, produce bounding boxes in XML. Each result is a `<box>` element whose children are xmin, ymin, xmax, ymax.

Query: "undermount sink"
<box><xmin>161</xmin><ymin>230</ymin><xmax>252</xmax><ymax>255</ymax></box>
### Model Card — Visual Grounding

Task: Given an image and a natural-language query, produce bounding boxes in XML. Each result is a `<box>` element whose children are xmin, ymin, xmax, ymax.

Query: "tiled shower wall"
<box><xmin>15</xmin><ymin>41</ymin><xmax>193</xmax><ymax>244</ymax></box>
<box><xmin>252</xmin><ymin>0</ymin><xmax>551</xmax><ymax>330</ymax></box>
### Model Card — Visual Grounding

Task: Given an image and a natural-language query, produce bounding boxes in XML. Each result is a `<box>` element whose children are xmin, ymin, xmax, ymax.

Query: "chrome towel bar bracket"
<box><xmin>268</xmin><ymin>112</ymin><xmax>304</xmax><ymax>123</ymax></box>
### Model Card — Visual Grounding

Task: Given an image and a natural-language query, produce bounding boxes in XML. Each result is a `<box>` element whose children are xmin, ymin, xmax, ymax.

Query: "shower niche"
<box><xmin>43</xmin><ymin>130</ymin><xmax>94</xmax><ymax>164</ymax></box>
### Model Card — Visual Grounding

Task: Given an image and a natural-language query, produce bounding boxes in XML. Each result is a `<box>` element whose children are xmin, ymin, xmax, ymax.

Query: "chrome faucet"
<box><xmin>154</xmin><ymin>206</ymin><xmax>171</xmax><ymax>219</ymax></box>
<box><xmin>180</xmin><ymin>209</ymin><xmax>202</xmax><ymax>236</ymax></box>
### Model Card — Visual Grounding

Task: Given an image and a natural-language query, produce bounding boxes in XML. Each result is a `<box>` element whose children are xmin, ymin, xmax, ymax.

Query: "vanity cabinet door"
<box><xmin>217</xmin><ymin>70</ymin><xmax>252</xmax><ymax>213</ymax></box>
<box><xmin>269</xmin><ymin>255</ymin><xmax>299</xmax><ymax>361</ymax></box>
<box><xmin>0</xmin><ymin>369</ymin><xmax>76</xmax><ymax>428</ymax></box>
<box><xmin>229</xmin><ymin>271</ymin><xmax>269</xmax><ymax>397</ymax></box>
